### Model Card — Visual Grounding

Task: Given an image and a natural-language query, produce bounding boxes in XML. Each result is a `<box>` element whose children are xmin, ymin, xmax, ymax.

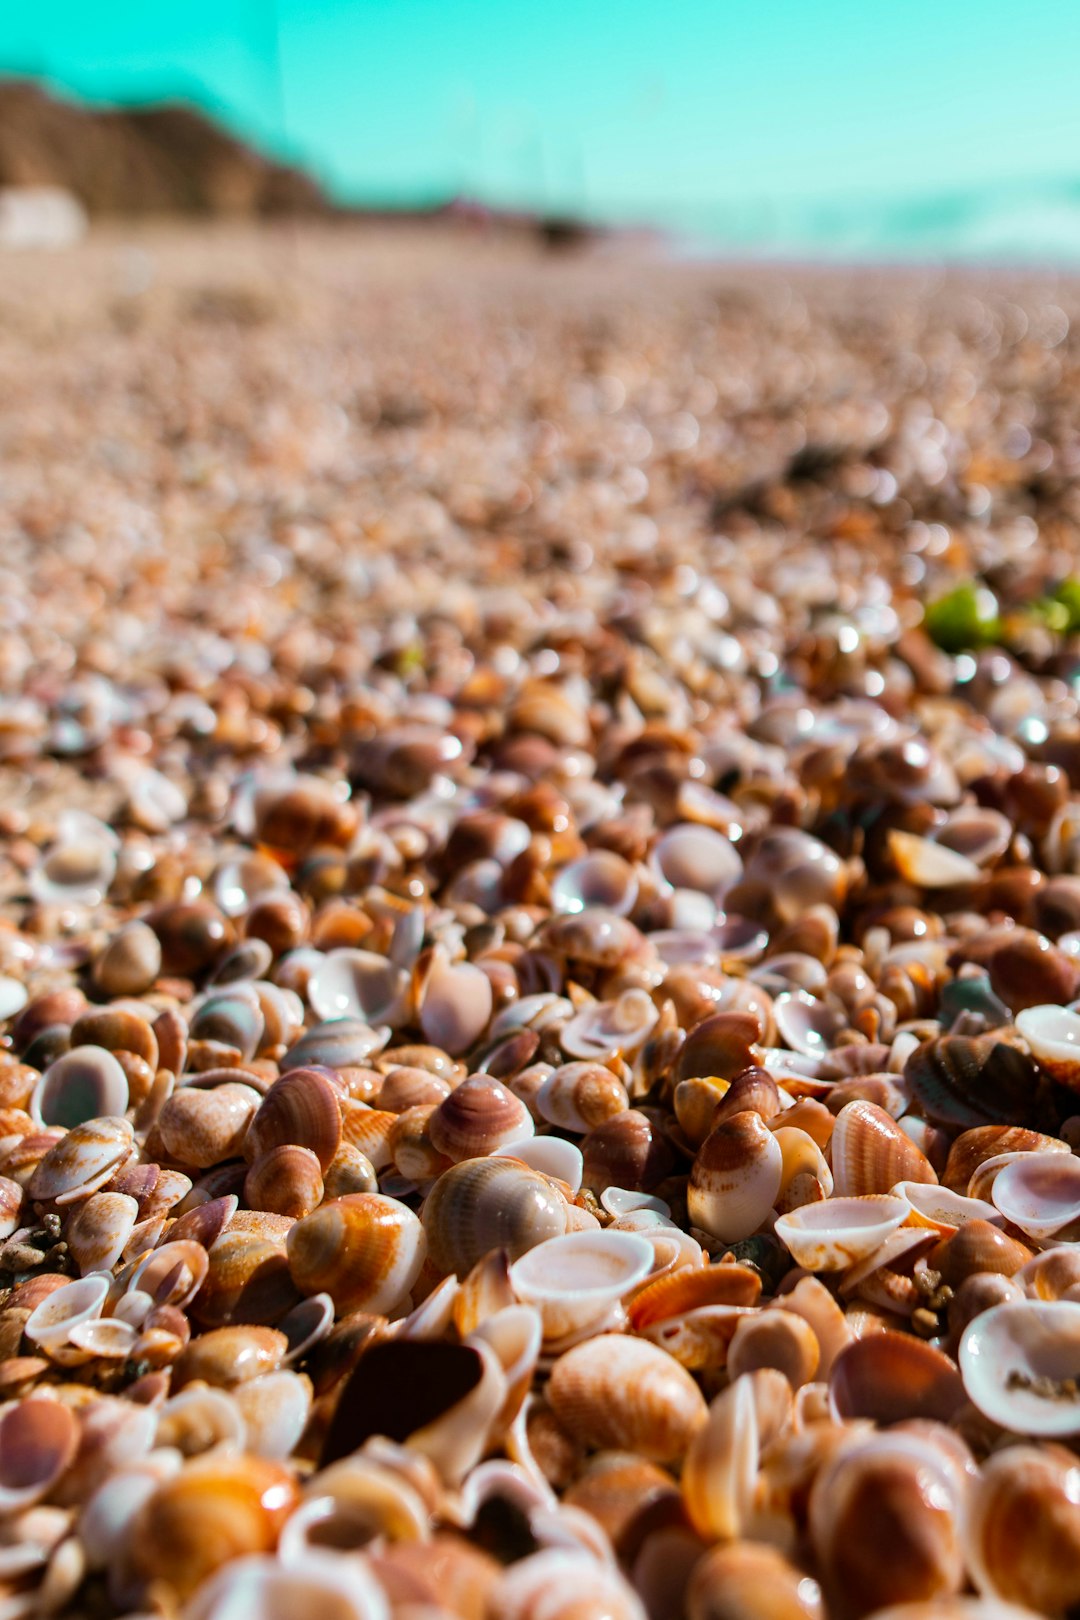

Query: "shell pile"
<box><xmin>3</xmin><ymin>234</ymin><xmax>1080</xmax><ymax>1618</ymax></box>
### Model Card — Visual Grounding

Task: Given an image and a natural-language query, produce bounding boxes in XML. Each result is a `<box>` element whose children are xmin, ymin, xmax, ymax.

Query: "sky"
<box><xmin>4</xmin><ymin>0</ymin><xmax>1080</xmax><ymax>257</ymax></box>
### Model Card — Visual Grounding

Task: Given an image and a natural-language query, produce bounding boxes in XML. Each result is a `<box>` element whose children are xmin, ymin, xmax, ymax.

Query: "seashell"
<box><xmin>279</xmin><ymin>1292</ymin><xmax>335</xmax><ymax>1364</ymax></box>
<box><xmin>419</xmin><ymin>957</ymin><xmax>493</xmax><ymax>1055</ymax></box>
<box><xmin>931</xmin><ymin>1220</ymin><xmax>1033</xmax><ymax>1286</ymax></box>
<box><xmin>688</xmin><ymin>1111</ymin><xmax>783</xmax><ymax>1244</ymax></box>
<box><xmin>0</xmin><ymin>1171</ymin><xmax>22</xmax><ymax>1237</ymax></box>
<box><xmin>69</xmin><ymin>1315</ymin><xmax>138</xmax><ymax>1357</ymax></box>
<box><xmin>773</xmin><ymin>990</ymin><xmax>847</xmax><ymax>1058</ymax></box>
<box><xmin>30</xmin><ymin>813</ymin><xmax>117</xmax><ymax>906</ymax></box>
<box><xmin>960</xmin><ymin>1300</ymin><xmax>1080</xmax><ymax>1436</ymax></box>
<box><xmin>830</xmin><ymin>1331</ymin><xmax>965</xmax><ymax>1424</ymax></box>
<box><xmin>452</xmin><ymin>1249</ymin><xmax>517</xmax><ymax>1337</ymax></box>
<box><xmin>1016</xmin><ymin>1003</ymin><xmax>1080</xmax><ymax>1091</ymax></box>
<box><xmin>906</xmin><ymin>1034</ymin><xmax>1039</xmax><ymax>1129</ymax></box>
<box><xmin>680</xmin><ymin>1371</ymin><xmax>762</xmax><ymax>1542</ymax></box>
<box><xmin>308</xmin><ymin>949</ymin><xmax>411</xmax><ymax>1028</ymax></box>
<box><xmin>727</xmin><ymin>1308</ymin><xmax>821</xmax><ymax>1387</ymax></box>
<box><xmin>547</xmin><ymin>1334</ymin><xmax>708</xmax><ymax>1464</ymax></box>
<box><xmin>552</xmin><ymin>850</ymin><xmax>639</xmax><ymax>916</ymax></box>
<box><xmin>489</xmin><ymin>1548</ymin><xmax>647</xmax><ymax>1620</ymax></box>
<box><xmin>655</xmin><ymin>822</ymin><xmax>742</xmax><ymax>895</ymax></box>
<box><xmin>188</xmin><ymin>994</ymin><xmax>264</xmax><ymax>1062</ymax></box>
<box><xmin>232</xmin><ymin>1370</ymin><xmax>312</xmax><ymax>1460</ymax></box>
<box><xmin>580</xmin><ymin>1109</ymin><xmax>674</xmax><ymax>1195</ymax></box>
<box><xmin>191</xmin><ymin>1229</ymin><xmax>300</xmax><ymax>1329</ymax></box>
<box><xmin>78</xmin><ymin>1453</ymin><xmax>183</xmax><ymax>1573</ymax></box>
<box><xmin>173</xmin><ymin>1325</ymin><xmax>287</xmax><ymax>1389</ymax></box>
<box><xmin>65</xmin><ymin>1191</ymin><xmax>139</xmax><ymax>1274</ymax></box>
<box><xmin>888</xmin><ymin>828</ymin><xmax>981</xmax><ymax>888</ymax></box>
<box><xmin>559</xmin><ymin>990</ymin><xmax>659</xmax><ymax>1063</ymax></box>
<box><xmin>537</xmin><ymin>1063</ymin><xmax>630</xmax><ymax>1133</ymax></box>
<box><xmin>469</xmin><ymin>1304</ymin><xmax>543</xmax><ymax>1431</ymax></box>
<box><xmin>989</xmin><ymin>931</ymin><xmax>1080</xmax><ymax>1015</ymax></box>
<box><xmin>497</xmin><ymin>1133</ymin><xmax>583</xmax><ymax>1192</ymax></box>
<box><xmin>838</xmin><ymin>1225</ymin><xmax>936</xmax><ymax>1315</ymax></box>
<box><xmin>942</xmin><ymin>1125</ymin><xmax>1068</xmax><ymax>1194</ymax></box>
<box><xmin>774</xmin><ymin>1194</ymin><xmax>909</xmax><ymax>1271</ymax></box>
<box><xmin>895</xmin><ymin>1180</ymin><xmax>1002</xmax><ymax>1234</ymax></box>
<box><xmin>673</xmin><ymin>1076</ymin><xmax>729</xmax><ymax>1147</ymax></box>
<box><xmin>130</xmin><ymin>1238</ymin><xmax>211</xmax><ymax>1309</ymax></box>
<box><xmin>245</xmin><ymin>1144</ymin><xmax>325</xmax><ymax>1219</ymax></box>
<box><xmin>323</xmin><ymin>1142</ymin><xmax>379</xmax><ymax>1199</ymax></box>
<box><xmin>675</xmin><ymin>1011</ymin><xmax>762</xmax><ymax>1083</ymax></box>
<box><xmin>776</xmin><ymin>1274</ymin><xmax>852</xmax><ymax>1377</ymax></box>
<box><xmin>283</xmin><ymin>1018</ymin><xmax>387</xmax><ymax>1073</ymax></box>
<box><xmin>70</xmin><ymin>1006</ymin><xmax>159</xmax><ymax>1068</ymax></box>
<box><xmin>27</xmin><ymin>1115</ymin><xmax>134</xmax><ymax>1204</ymax></box>
<box><xmin>339</xmin><ymin>1101</ymin><xmax>397</xmax><ymax>1168</ymax></box>
<box><xmin>183</xmin><ymin>1551</ymin><xmax>390</xmax><ymax>1620</ymax></box>
<box><xmin>830</xmin><ymin>1099</ymin><xmax>937</xmax><ymax>1196</ymax></box>
<box><xmin>386</xmin><ymin>1103</ymin><xmax>451</xmax><ymax>1184</ymax></box>
<box><xmin>320</xmin><ymin>1336</ymin><xmax>505</xmax><ymax>1485</ymax></box>
<box><xmin>377</xmin><ymin>1067</ymin><xmax>452</xmax><ymax>1113</ymax></box>
<box><xmin>287</xmin><ymin>1192</ymin><xmax>426</xmax><ymax>1314</ymax></box>
<box><xmin>712</xmin><ymin>1067</ymin><xmax>782</xmax><ymax>1128</ymax></box>
<box><xmin>148</xmin><ymin>899</ymin><xmax>235</xmax><ymax>978</ymax></box>
<box><xmin>965</xmin><ymin>1443</ymin><xmax>1080</xmax><ymax>1617</ymax></box>
<box><xmin>32</xmin><ymin>1046</ymin><xmax>130</xmax><ymax>1130</ymax></box>
<box><xmin>0</xmin><ymin>975</ymin><xmax>29</xmax><ymax>1022</ymax></box>
<box><xmin>562</xmin><ymin>1451</ymin><xmax>681</xmax><ymax>1561</ymax></box>
<box><xmin>687</xmin><ymin>1543</ymin><xmax>824</xmax><ymax>1620</ymax></box>
<box><xmin>428</xmin><ymin>1075</ymin><xmax>533</xmax><ymax>1162</ymax></box>
<box><xmin>809</xmin><ymin>1433</ymin><xmax>965</xmax><ymax>1620</ymax></box>
<box><xmin>0</xmin><ymin>1398</ymin><xmax>79</xmax><ymax>1514</ymax></box>
<box><xmin>989</xmin><ymin>1151</ymin><xmax>1080</xmax><ymax>1240</ymax></box>
<box><xmin>129</xmin><ymin>1456</ymin><xmax>300</xmax><ymax>1602</ymax></box>
<box><xmin>509</xmin><ymin>1230</ymin><xmax>653</xmax><ymax>1343</ymax></box>
<box><xmin>773</xmin><ymin>1123</ymin><xmax>833</xmax><ymax>1212</ymax></box>
<box><xmin>421</xmin><ymin>1157</ymin><xmax>568</xmax><ymax>1277</ymax></box>
<box><xmin>628</xmin><ymin>1261</ymin><xmax>761</xmax><ymax>1329</ymax></box>
<box><xmin>170</xmin><ymin>1193</ymin><xmax>240</xmax><ymax>1248</ymax></box>
<box><xmin>157</xmin><ymin>1083</ymin><xmax>261</xmax><ymax>1169</ymax></box>
<box><xmin>946</xmin><ymin>1273</ymin><xmax>1024</xmax><ymax>1349</ymax></box>
<box><xmin>25</xmin><ymin>1273</ymin><xmax>109</xmax><ymax>1351</ymax></box>
<box><xmin>245</xmin><ymin>1067</ymin><xmax>344</xmax><ymax>1172</ymax></box>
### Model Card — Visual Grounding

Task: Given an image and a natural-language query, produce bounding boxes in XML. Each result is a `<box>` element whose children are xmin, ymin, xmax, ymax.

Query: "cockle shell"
<box><xmin>580</xmin><ymin>1109</ymin><xmax>674</xmax><ymax>1195</ymax></box>
<box><xmin>32</xmin><ymin>1046</ymin><xmax>129</xmax><ymax>1130</ymax></box>
<box><xmin>830</xmin><ymin>1331</ymin><xmax>965</xmax><ymax>1425</ymax></box>
<box><xmin>989</xmin><ymin>1152</ymin><xmax>1080</xmax><ymax>1240</ymax></box>
<box><xmin>65</xmin><ymin>1191</ymin><xmax>139</xmax><ymax>1274</ymax></box>
<box><xmin>27</xmin><ymin>1115</ymin><xmax>134</xmax><ymax>1204</ymax></box>
<box><xmin>942</xmin><ymin>1126</ymin><xmax>1069</xmax><ymax>1194</ymax></box>
<box><xmin>688</xmin><ymin>1111</ymin><xmax>783</xmax><ymax>1244</ymax></box>
<box><xmin>287</xmin><ymin>1193</ymin><xmax>426</xmax><ymax>1314</ymax></box>
<box><xmin>628</xmin><ymin>1261</ymin><xmax>761</xmax><ymax>1329</ymax></box>
<box><xmin>421</xmin><ymin>1157</ymin><xmax>568</xmax><ymax>1277</ymax></box>
<box><xmin>686</xmin><ymin>1542</ymin><xmax>824</xmax><ymax>1620</ymax></box>
<box><xmin>157</xmin><ymin>1084</ymin><xmax>261</xmax><ymax>1169</ymax></box>
<box><xmin>244</xmin><ymin>1144</ymin><xmax>324</xmax><ymax>1219</ymax></box>
<box><xmin>547</xmin><ymin>1334</ymin><xmax>708</xmax><ymax>1464</ymax></box>
<box><xmin>830</xmin><ymin>1100</ymin><xmax>937</xmax><ymax>1197</ymax></box>
<box><xmin>774</xmin><ymin>1194</ymin><xmax>909</xmax><ymax>1271</ymax></box>
<box><xmin>965</xmin><ymin>1443</ymin><xmax>1080</xmax><ymax>1617</ymax></box>
<box><xmin>244</xmin><ymin>1067</ymin><xmax>343</xmax><ymax>1170</ymax></box>
<box><xmin>509</xmin><ymin>1230</ymin><xmax>653</xmax><ymax>1342</ymax></box>
<box><xmin>905</xmin><ymin>1035</ymin><xmax>1038</xmax><ymax>1130</ymax></box>
<box><xmin>428</xmin><ymin>1075</ymin><xmax>533</xmax><ymax>1162</ymax></box>
<box><xmin>960</xmin><ymin>1301</ymin><xmax>1080</xmax><ymax>1436</ymax></box>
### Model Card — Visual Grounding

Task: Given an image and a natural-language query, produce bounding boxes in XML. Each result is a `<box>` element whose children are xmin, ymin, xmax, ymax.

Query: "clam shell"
<box><xmin>183</xmin><ymin>1551</ymin><xmax>390</xmax><ymax>1620</ymax></box>
<box><xmin>1016</xmin><ymin>1003</ymin><xmax>1080</xmax><ymax>1091</ymax></box>
<box><xmin>688</xmin><ymin>1111</ymin><xmax>783</xmax><ymax>1244</ymax></box>
<box><xmin>905</xmin><ymin>1035</ymin><xmax>1038</xmax><ymax>1130</ymax></box>
<box><xmin>547</xmin><ymin>1334</ymin><xmax>708</xmax><ymax>1464</ymax></box>
<box><xmin>244</xmin><ymin>1067</ymin><xmax>343</xmax><ymax>1170</ymax></box>
<box><xmin>490</xmin><ymin>1549</ymin><xmax>647</xmax><ymax>1620</ymax></box>
<box><xmin>157</xmin><ymin>1084</ymin><xmax>261</xmax><ymax>1170</ymax></box>
<box><xmin>990</xmin><ymin>1152</ymin><xmax>1080</xmax><ymax>1240</ymax></box>
<box><xmin>244</xmin><ymin>1144</ymin><xmax>324</xmax><ymax>1220</ymax></box>
<box><xmin>894</xmin><ymin>1180</ymin><xmax>1002</xmax><ymax>1234</ymax></box>
<box><xmin>774</xmin><ymin>1193</ymin><xmax>909</xmax><ymax>1271</ymax></box>
<box><xmin>681</xmin><ymin>1373</ymin><xmax>759</xmax><ymax>1542</ymax></box>
<box><xmin>965</xmin><ymin>1444</ymin><xmax>1080</xmax><ymax>1617</ymax></box>
<box><xmin>173</xmin><ymin>1325</ymin><xmax>288</xmax><ymax>1388</ymax></box>
<box><xmin>428</xmin><ymin>1075</ymin><xmax>534</xmax><ymax>1162</ymax></box>
<box><xmin>942</xmin><ymin>1126</ymin><xmax>1068</xmax><ymax>1194</ymax></box>
<box><xmin>830</xmin><ymin>1099</ymin><xmax>937</xmax><ymax>1196</ymax></box>
<box><xmin>0</xmin><ymin>1398</ymin><xmax>79</xmax><ymax>1513</ymax></box>
<box><xmin>308</xmin><ymin>949</ymin><xmax>411</xmax><ymax>1027</ymax></box>
<box><xmin>628</xmin><ymin>1261</ymin><xmax>761</xmax><ymax>1328</ymax></box>
<box><xmin>155</xmin><ymin>1386</ymin><xmax>248</xmax><ymax>1456</ymax></box>
<box><xmin>287</xmin><ymin>1192</ymin><xmax>426</xmax><ymax>1314</ymax></box>
<box><xmin>421</xmin><ymin>1157</ymin><xmax>568</xmax><ymax>1277</ymax></box>
<box><xmin>889</xmin><ymin>829</ymin><xmax>981</xmax><ymax>887</ymax></box>
<box><xmin>419</xmin><ymin>958</ymin><xmax>493</xmax><ymax>1055</ymax></box>
<box><xmin>537</xmin><ymin>1063</ymin><xmax>631</xmax><ymax>1133</ymax></box>
<box><xmin>654</xmin><ymin>823</ymin><xmax>742</xmax><ymax>895</ymax></box>
<box><xmin>232</xmin><ymin>1370</ymin><xmax>312</xmax><ymax>1460</ymax></box>
<box><xmin>960</xmin><ymin>1300</ymin><xmax>1080</xmax><ymax>1436</ymax></box>
<box><xmin>130</xmin><ymin>1239</ymin><xmax>210</xmax><ymax>1308</ymax></box>
<box><xmin>25</xmin><ymin>1274</ymin><xmax>109</xmax><ymax>1350</ymax></box>
<box><xmin>580</xmin><ymin>1109</ymin><xmax>674</xmax><ymax>1195</ymax></box>
<box><xmin>27</xmin><ymin>1115</ymin><xmax>134</xmax><ymax>1204</ymax></box>
<box><xmin>32</xmin><ymin>1046</ymin><xmax>129</xmax><ymax>1130</ymax></box>
<box><xmin>687</xmin><ymin>1543</ymin><xmax>824</xmax><ymax>1620</ymax></box>
<box><xmin>497</xmin><ymin>1134</ymin><xmax>583</xmax><ymax>1192</ymax></box>
<box><xmin>509</xmin><ymin>1230</ymin><xmax>653</xmax><ymax>1341</ymax></box>
<box><xmin>830</xmin><ymin>1331</ymin><xmax>965</xmax><ymax>1424</ymax></box>
<box><xmin>65</xmin><ymin>1191</ymin><xmax>139</xmax><ymax>1274</ymax></box>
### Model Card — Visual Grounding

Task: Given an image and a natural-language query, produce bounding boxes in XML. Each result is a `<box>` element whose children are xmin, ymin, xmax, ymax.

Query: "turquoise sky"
<box><xmin>5</xmin><ymin>0</ymin><xmax>1080</xmax><ymax>255</ymax></box>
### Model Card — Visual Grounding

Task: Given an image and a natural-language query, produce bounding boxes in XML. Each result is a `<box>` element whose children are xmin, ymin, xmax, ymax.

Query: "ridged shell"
<box><xmin>27</xmin><ymin>1115</ymin><xmax>134</xmax><ymax>1204</ymax></box>
<box><xmin>244</xmin><ymin>1067</ymin><xmax>343</xmax><ymax>1171</ymax></box>
<box><xmin>628</xmin><ymin>1262</ymin><xmax>761</xmax><ymax>1329</ymax></box>
<box><xmin>942</xmin><ymin>1126</ymin><xmax>1068</xmax><ymax>1194</ymax></box>
<box><xmin>428</xmin><ymin>1075</ymin><xmax>533</xmax><ymax>1161</ymax></box>
<box><xmin>421</xmin><ymin>1157</ymin><xmax>568</xmax><ymax>1277</ymax></box>
<box><xmin>244</xmin><ymin>1144</ymin><xmax>324</xmax><ymax>1220</ymax></box>
<box><xmin>287</xmin><ymin>1192</ymin><xmax>426</xmax><ymax>1313</ymax></box>
<box><xmin>905</xmin><ymin>1035</ymin><xmax>1038</xmax><ymax>1129</ymax></box>
<box><xmin>547</xmin><ymin>1334</ymin><xmax>708</xmax><ymax>1464</ymax></box>
<box><xmin>830</xmin><ymin>1099</ymin><xmax>937</xmax><ymax>1196</ymax></box>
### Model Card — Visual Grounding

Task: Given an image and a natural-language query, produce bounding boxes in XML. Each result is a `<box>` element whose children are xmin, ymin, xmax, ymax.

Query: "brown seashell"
<box><xmin>687</xmin><ymin>1543</ymin><xmax>824</xmax><ymax>1620</ymax></box>
<box><xmin>942</xmin><ymin>1125</ymin><xmax>1067</xmax><ymax>1193</ymax></box>
<box><xmin>242</xmin><ymin>1069</ymin><xmax>344</xmax><ymax>1172</ymax></box>
<box><xmin>319</xmin><ymin>1142</ymin><xmax>379</xmax><ymax>1200</ymax></box>
<box><xmin>628</xmin><ymin>1262</ymin><xmax>761</xmax><ymax>1329</ymax></box>
<box><xmin>64</xmin><ymin>1191</ymin><xmax>138</xmax><ymax>1275</ymax></box>
<box><xmin>0</xmin><ymin>1172</ymin><xmax>23</xmax><ymax>1238</ymax></box>
<box><xmin>580</xmin><ymin>1109</ymin><xmax>676</xmax><ymax>1195</ymax></box>
<box><xmin>387</xmin><ymin>1103</ymin><xmax>453</xmax><ymax>1184</ymax></box>
<box><xmin>830</xmin><ymin>1100</ymin><xmax>937</xmax><ymax>1196</ymax></box>
<box><xmin>173</xmin><ymin>1324</ymin><xmax>287</xmax><ymax>1389</ymax></box>
<box><xmin>536</xmin><ymin>1062</ymin><xmax>630</xmax><ymax>1133</ymax></box>
<box><xmin>829</xmin><ymin>1331</ymin><xmax>965</xmax><ymax>1425</ymax></box>
<box><xmin>12</xmin><ymin>989</ymin><xmax>85</xmax><ymax>1052</ymax></box>
<box><xmin>988</xmin><ymin>930</ymin><xmax>1080</xmax><ymax>1013</ymax></box>
<box><xmin>563</xmin><ymin>1452</ymin><xmax>683</xmax><ymax>1563</ymax></box>
<box><xmin>726</xmin><ymin>1309</ymin><xmax>821</xmax><ymax>1388</ymax></box>
<box><xmin>92</xmin><ymin>921</ymin><xmax>162</xmax><ymax>997</ymax></box>
<box><xmin>156</xmin><ymin>1083</ymin><xmax>260</xmax><ymax>1169</ymax></box>
<box><xmin>674</xmin><ymin>1012</ymin><xmax>762</xmax><ymax>1084</ymax></box>
<box><xmin>905</xmin><ymin>1034</ymin><xmax>1040</xmax><ymax>1130</ymax></box>
<box><xmin>244</xmin><ymin>1144</ymin><xmax>324</xmax><ymax>1219</ymax></box>
<box><xmin>688</xmin><ymin>1110</ymin><xmax>783</xmax><ymax>1244</ymax></box>
<box><xmin>27</xmin><ymin>1116</ymin><xmax>134</xmax><ymax>1204</ymax></box>
<box><xmin>711</xmin><ymin>1066</ymin><xmax>782</xmax><ymax>1129</ymax></box>
<box><xmin>191</xmin><ymin>1230</ymin><xmax>300</xmax><ymax>1329</ymax></box>
<box><xmin>966</xmin><ymin>1443</ymin><xmax>1080</xmax><ymax>1616</ymax></box>
<box><xmin>70</xmin><ymin>1008</ymin><xmax>158</xmax><ymax>1070</ymax></box>
<box><xmin>421</xmin><ymin>1156</ymin><xmax>568</xmax><ymax>1279</ymax></box>
<box><xmin>338</xmin><ymin>1101</ymin><xmax>396</xmax><ymax>1169</ymax></box>
<box><xmin>286</xmin><ymin>1192</ymin><xmax>426</xmax><ymax>1314</ymax></box>
<box><xmin>377</xmin><ymin>1066</ymin><xmax>452</xmax><ymax>1113</ymax></box>
<box><xmin>168</xmin><ymin>1194</ymin><xmax>239</xmax><ymax>1249</ymax></box>
<box><xmin>930</xmin><ymin>1219</ymin><xmax>1033</xmax><ymax>1285</ymax></box>
<box><xmin>0</xmin><ymin>1396</ymin><xmax>79</xmax><ymax>1512</ymax></box>
<box><xmin>147</xmin><ymin>901</ymin><xmax>235</xmax><ymax>978</ymax></box>
<box><xmin>372</xmin><ymin>1534</ymin><xmax>501</xmax><ymax>1620</ymax></box>
<box><xmin>548</xmin><ymin>1333</ymin><xmax>708</xmax><ymax>1464</ymax></box>
<box><xmin>153</xmin><ymin>1007</ymin><xmax>188</xmax><ymax>1077</ymax></box>
<box><xmin>306</xmin><ymin>1309</ymin><xmax>390</xmax><ymax>1397</ymax></box>
<box><xmin>129</xmin><ymin>1456</ymin><xmax>299</xmax><ymax>1601</ymax></box>
<box><xmin>428</xmin><ymin>1075</ymin><xmax>532</xmax><ymax>1162</ymax></box>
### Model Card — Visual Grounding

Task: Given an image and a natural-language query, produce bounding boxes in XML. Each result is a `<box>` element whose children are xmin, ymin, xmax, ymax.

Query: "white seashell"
<box><xmin>67</xmin><ymin>1317</ymin><xmax>138</xmax><ymax>1358</ymax></box>
<box><xmin>509</xmin><ymin>1229</ymin><xmax>653</xmax><ymax>1342</ymax></box>
<box><xmin>497</xmin><ymin>1134</ymin><xmax>583</xmax><ymax>1193</ymax></box>
<box><xmin>1016</xmin><ymin>1004</ymin><xmax>1080</xmax><ymax>1087</ymax></box>
<box><xmin>960</xmin><ymin>1300</ymin><xmax>1080</xmax><ymax>1436</ymax></box>
<box><xmin>78</xmin><ymin>1454</ymin><xmax>182</xmax><ymax>1571</ymax></box>
<box><xmin>183</xmin><ymin>1552</ymin><xmax>390</xmax><ymax>1620</ymax></box>
<box><xmin>893</xmin><ymin>1180</ymin><xmax>1002</xmax><ymax>1233</ymax></box>
<box><xmin>653</xmin><ymin>823</ymin><xmax>742</xmax><ymax>896</ymax></box>
<box><xmin>491</xmin><ymin>993</ymin><xmax>574</xmax><ymax>1041</ymax></box>
<box><xmin>688</xmin><ymin>1113</ymin><xmax>783</xmax><ymax>1245</ymax></box>
<box><xmin>24</xmin><ymin>1275</ymin><xmax>109</xmax><ymax>1351</ymax></box>
<box><xmin>155</xmin><ymin>1386</ymin><xmax>247</xmax><ymax>1457</ymax></box>
<box><xmin>888</xmin><ymin>829</ymin><xmax>981</xmax><ymax>887</ymax></box>
<box><xmin>232</xmin><ymin>1371</ymin><xmax>312</xmax><ymax>1460</ymax></box>
<box><xmin>0</xmin><ymin>976</ymin><xmax>28</xmax><ymax>1021</ymax></box>
<box><xmin>559</xmin><ymin>990</ymin><xmax>659</xmax><ymax>1063</ymax></box>
<box><xmin>113</xmin><ymin>1289</ymin><xmax>154</xmax><ymax>1329</ymax></box>
<box><xmin>773</xmin><ymin>1194</ymin><xmax>909</xmax><ymax>1271</ymax></box>
<box><xmin>419</xmin><ymin>957</ymin><xmax>493</xmax><ymax>1055</ymax></box>
<box><xmin>551</xmin><ymin>851</ymin><xmax>639</xmax><ymax>917</ymax></box>
<box><xmin>308</xmin><ymin>950</ymin><xmax>411</xmax><ymax>1027</ymax></box>
<box><xmin>990</xmin><ymin>1152</ymin><xmax>1080</xmax><ymax>1240</ymax></box>
<box><xmin>489</xmin><ymin>1548</ymin><xmax>647</xmax><ymax>1620</ymax></box>
<box><xmin>600</xmin><ymin>1187</ymin><xmax>670</xmax><ymax>1219</ymax></box>
<box><xmin>773</xmin><ymin>990</ymin><xmax>846</xmax><ymax>1057</ymax></box>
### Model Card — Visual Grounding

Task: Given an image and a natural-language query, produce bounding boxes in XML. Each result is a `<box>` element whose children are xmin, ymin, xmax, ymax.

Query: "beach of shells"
<box><xmin>3</xmin><ymin>224</ymin><xmax>1080</xmax><ymax>1619</ymax></box>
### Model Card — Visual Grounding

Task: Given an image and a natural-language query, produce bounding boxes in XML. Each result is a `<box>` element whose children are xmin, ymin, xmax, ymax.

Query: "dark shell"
<box><xmin>320</xmin><ymin>1337</ymin><xmax>486</xmax><ymax>1465</ymax></box>
<box><xmin>904</xmin><ymin>1034</ymin><xmax>1039</xmax><ymax>1130</ymax></box>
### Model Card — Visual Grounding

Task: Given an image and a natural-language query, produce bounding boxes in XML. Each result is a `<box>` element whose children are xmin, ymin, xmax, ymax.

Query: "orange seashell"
<box><xmin>930</xmin><ymin>1219</ymin><xmax>1032</xmax><ymax>1286</ymax></box>
<box><xmin>628</xmin><ymin>1262</ymin><xmax>761</xmax><ymax>1329</ymax></box>
<box><xmin>243</xmin><ymin>1067</ymin><xmax>343</xmax><ymax>1171</ymax></box>
<box><xmin>286</xmin><ymin>1192</ymin><xmax>426</xmax><ymax>1314</ymax></box>
<box><xmin>244</xmin><ymin>1144</ymin><xmax>324</xmax><ymax>1219</ymax></box>
<box><xmin>829</xmin><ymin>1331</ymin><xmax>965</xmax><ymax>1426</ymax></box>
<box><xmin>942</xmin><ymin>1125</ymin><xmax>1067</xmax><ymax>1193</ymax></box>
<box><xmin>830</xmin><ymin>1100</ymin><xmax>937</xmax><ymax>1197</ymax></box>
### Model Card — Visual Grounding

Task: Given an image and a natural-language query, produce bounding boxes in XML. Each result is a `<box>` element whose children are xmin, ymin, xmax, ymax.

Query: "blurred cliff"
<box><xmin>0</xmin><ymin>79</ymin><xmax>330</xmax><ymax>216</ymax></box>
